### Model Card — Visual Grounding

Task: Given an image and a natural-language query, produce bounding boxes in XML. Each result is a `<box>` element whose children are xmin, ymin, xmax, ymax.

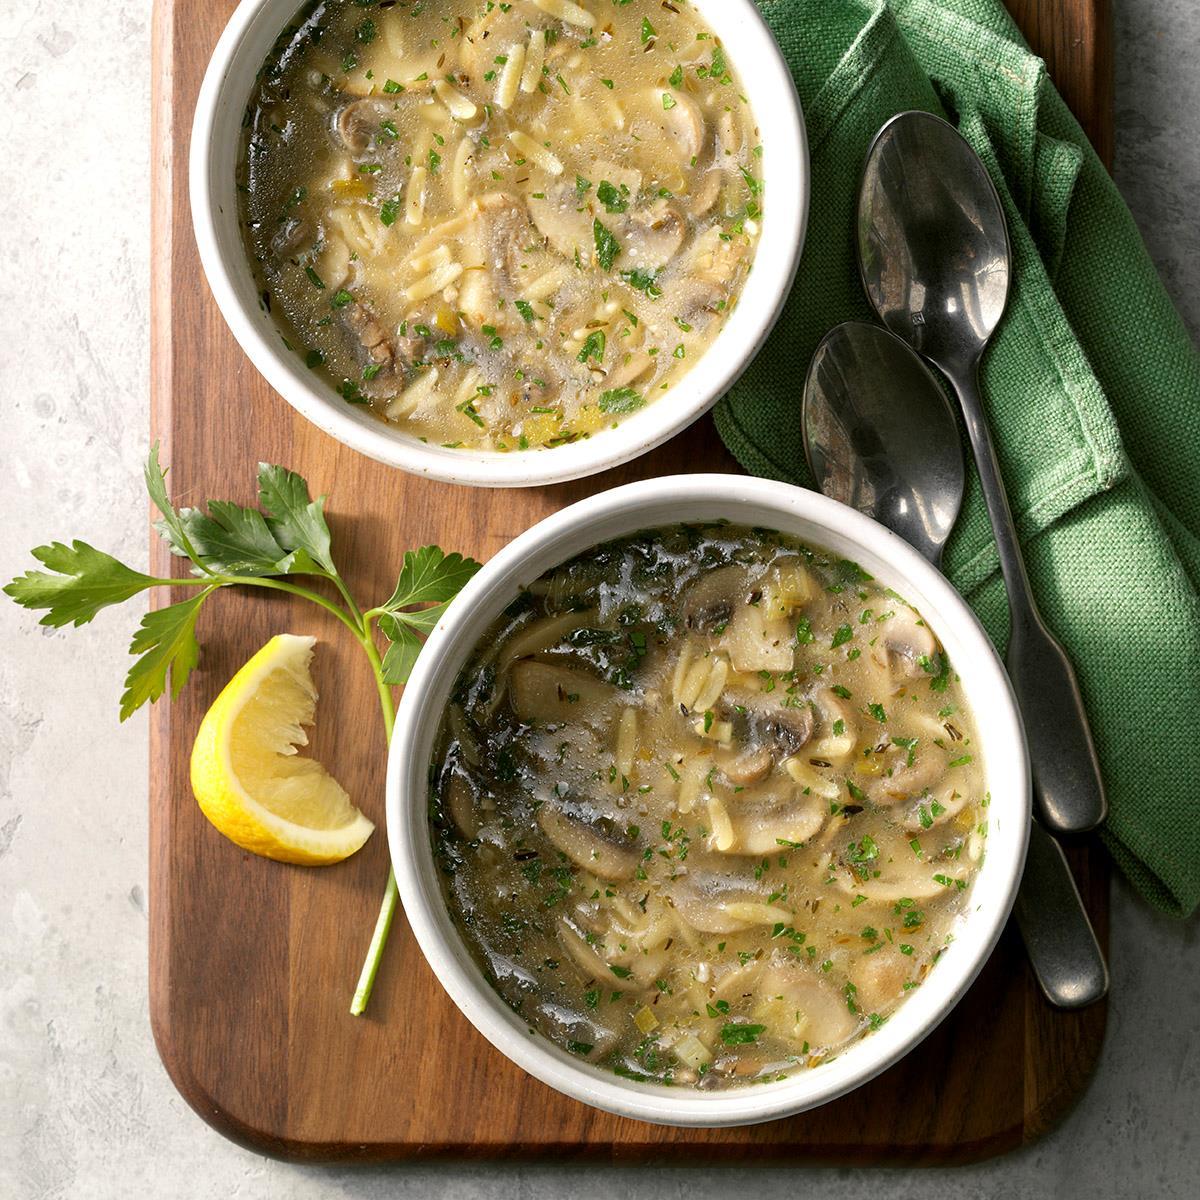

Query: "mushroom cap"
<box><xmin>721</xmin><ymin>779</ymin><xmax>826</xmax><ymax>855</ymax></box>
<box><xmin>525</xmin><ymin>185</ymin><xmax>593</xmax><ymax>262</ymax></box>
<box><xmin>645</xmin><ymin>87</ymin><xmax>708</xmax><ymax>162</ymax></box>
<box><xmin>333</xmin><ymin>97</ymin><xmax>392</xmax><ymax>155</ymax></box>
<box><xmin>720</xmin><ymin>689</ymin><xmax>815</xmax><ymax>757</ymax></box>
<box><xmin>873</xmin><ymin>605</ymin><xmax>941</xmax><ymax>680</ymax></box>
<box><xmin>621</xmin><ymin>200</ymin><xmax>687</xmax><ymax>272</ymax></box>
<box><xmin>758</xmin><ymin>962</ymin><xmax>860</xmax><ymax>1049</ymax></box>
<box><xmin>537</xmin><ymin>799</ymin><xmax>640</xmax><ymax>881</ymax></box>
<box><xmin>669</xmin><ymin>859</ymin><xmax>780</xmax><ymax>933</ymax></box>
<box><xmin>509</xmin><ymin>660</ymin><xmax>618</xmax><ymax>728</ymax></box>
<box><xmin>681</xmin><ymin>563</ymin><xmax>751</xmax><ymax>632</ymax></box>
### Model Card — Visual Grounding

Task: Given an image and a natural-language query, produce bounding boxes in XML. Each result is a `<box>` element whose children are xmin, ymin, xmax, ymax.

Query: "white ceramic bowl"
<box><xmin>388</xmin><ymin>475</ymin><xmax>1030</xmax><ymax>1126</ymax></box>
<box><xmin>190</xmin><ymin>0</ymin><xmax>808</xmax><ymax>487</ymax></box>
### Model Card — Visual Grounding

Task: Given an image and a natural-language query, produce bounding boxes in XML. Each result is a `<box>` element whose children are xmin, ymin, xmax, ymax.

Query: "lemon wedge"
<box><xmin>190</xmin><ymin>634</ymin><xmax>374</xmax><ymax>865</ymax></box>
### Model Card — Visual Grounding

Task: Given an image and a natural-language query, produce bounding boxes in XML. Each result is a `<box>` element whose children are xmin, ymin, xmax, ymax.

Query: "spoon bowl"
<box><xmin>858</xmin><ymin>110</ymin><xmax>1011</xmax><ymax>367</ymax></box>
<box><xmin>803</xmin><ymin>321</ymin><xmax>965</xmax><ymax>568</ymax></box>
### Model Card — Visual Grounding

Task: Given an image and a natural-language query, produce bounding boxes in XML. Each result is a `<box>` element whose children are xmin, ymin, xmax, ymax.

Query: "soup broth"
<box><xmin>430</xmin><ymin>525</ymin><xmax>988</xmax><ymax>1089</ymax></box>
<box><xmin>239</xmin><ymin>1</ymin><xmax>763</xmax><ymax>451</ymax></box>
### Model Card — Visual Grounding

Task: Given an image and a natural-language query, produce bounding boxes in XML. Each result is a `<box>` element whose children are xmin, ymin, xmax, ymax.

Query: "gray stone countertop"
<box><xmin>1</xmin><ymin>1</ymin><xmax>1197</xmax><ymax>1196</ymax></box>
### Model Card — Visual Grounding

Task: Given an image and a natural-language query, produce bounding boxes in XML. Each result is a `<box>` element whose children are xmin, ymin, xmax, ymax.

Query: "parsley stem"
<box><xmin>350</xmin><ymin>624</ymin><xmax>399</xmax><ymax>1015</ymax></box>
<box><xmin>329</xmin><ymin>571</ymin><xmax>367</xmax><ymax>628</ymax></box>
<box><xmin>351</xmin><ymin>871</ymin><xmax>399</xmax><ymax>1016</ymax></box>
<box><xmin>359</xmin><ymin>621</ymin><xmax>396</xmax><ymax>738</ymax></box>
<box><xmin>224</xmin><ymin>575</ymin><xmax>365</xmax><ymax>640</ymax></box>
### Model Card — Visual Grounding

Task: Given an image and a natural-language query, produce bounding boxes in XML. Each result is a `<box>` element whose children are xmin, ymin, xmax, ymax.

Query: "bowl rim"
<box><xmin>387</xmin><ymin>474</ymin><xmax>1031</xmax><ymax>1127</ymax></box>
<box><xmin>189</xmin><ymin>0</ymin><xmax>810</xmax><ymax>487</ymax></box>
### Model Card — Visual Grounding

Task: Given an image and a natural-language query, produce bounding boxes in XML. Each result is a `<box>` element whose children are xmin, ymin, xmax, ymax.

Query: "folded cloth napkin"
<box><xmin>715</xmin><ymin>0</ymin><xmax>1200</xmax><ymax>916</ymax></box>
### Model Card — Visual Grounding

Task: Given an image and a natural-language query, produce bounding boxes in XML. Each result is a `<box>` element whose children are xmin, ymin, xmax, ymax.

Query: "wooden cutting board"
<box><xmin>149</xmin><ymin>0</ymin><xmax>1113</xmax><ymax>1163</ymax></box>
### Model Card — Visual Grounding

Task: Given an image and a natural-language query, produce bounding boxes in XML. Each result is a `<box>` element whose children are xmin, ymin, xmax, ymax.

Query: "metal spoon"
<box><xmin>803</xmin><ymin>320</ymin><xmax>1107</xmax><ymax>1009</ymax></box>
<box><xmin>856</xmin><ymin>110</ymin><xmax>1107</xmax><ymax>837</ymax></box>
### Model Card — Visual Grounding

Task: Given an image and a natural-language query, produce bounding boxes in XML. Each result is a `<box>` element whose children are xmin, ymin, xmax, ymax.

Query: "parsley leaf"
<box><xmin>379</xmin><ymin>545</ymin><xmax>482</xmax><ymax>611</ymax></box>
<box><xmin>593</xmin><ymin>219</ymin><xmax>620</xmax><ymax>271</ymax></box>
<box><xmin>720</xmin><ymin>1022</ymin><xmax>765</xmax><ymax>1045</ymax></box>
<box><xmin>374</xmin><ymin>547</ymin><xmax>482</xmax><ymax>682</ymax></box>
<box><xmin>577</xmin><ymin>330</ymin><xmax>606</xmax><ymax>364</ymax></box>
<box><xmin>598</xmin><ymin>387</ymin><xmax>644</xmax><ymax>414</ymax></box>
<box><xmin>176</xmin><ymin>500</ymin><xmax>318</xmax><ymax>577</ymax></box>
<box><xmin>3</xmin><ymin>541</ymin><xmax>159</xmax><ymax>628</ymax></box>
<box><xmin>119</xmin><ymin>591</ymin><xmax>210</xmax><ymax>721</ymax></box>
<box><xmin>620</xmin><ymin>268</ymin><xmax>661</xmax><ymax>299</ymax></box>
<box><xmin>146</xmin><ymin>444</ymin><xmax>203</xmax><ymax>565</ymax></box>
<box><xmin>256</xmin><ymin>463</ymin><xmax>336</xmax><ymax>575</ymax></box>
<box><xmin>597</xmin><ymin>180</ymin><xmax>627</xmax><ymax>214</ymax></box>
<box><xmin>378</xmin><ymin>615</ymin><xmax>424</xmax><ymax>685</ymax></box>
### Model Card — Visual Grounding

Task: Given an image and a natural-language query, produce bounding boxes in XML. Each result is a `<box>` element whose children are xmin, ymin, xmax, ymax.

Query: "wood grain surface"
<box><xmin>149</xmin><ymin>0</ymin><xmax>1113</xmax><ymax>1163</ymax></box>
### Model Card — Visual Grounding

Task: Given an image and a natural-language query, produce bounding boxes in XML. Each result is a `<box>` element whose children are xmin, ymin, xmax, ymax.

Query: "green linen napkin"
<box><xmin>715</xmin><ymin>0</ymin><xmax>1200</xmax><ymax>916</ymax></box>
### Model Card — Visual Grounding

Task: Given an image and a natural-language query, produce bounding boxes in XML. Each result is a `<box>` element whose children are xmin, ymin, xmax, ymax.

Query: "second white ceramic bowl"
<box><xmin>190</xmin><ymin>0</ymin><xmax>808</xmax><ymax>487</ymax></box>
<box><xmin>387</xmin><ymin>475</ymin><xmax>1030</xmax><ymax>1127</ymax></box>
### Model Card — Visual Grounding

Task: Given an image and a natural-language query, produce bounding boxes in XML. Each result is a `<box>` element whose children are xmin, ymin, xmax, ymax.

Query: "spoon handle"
<box><xmin>946</xmin><ymin>363</ymin><xmax>1108</xmax><ymax>835</ymax></box>
<box><xmin>1013</xmin><ymin>821</ymin><xmax>1109</xmax><ymax>1008</ymax></box>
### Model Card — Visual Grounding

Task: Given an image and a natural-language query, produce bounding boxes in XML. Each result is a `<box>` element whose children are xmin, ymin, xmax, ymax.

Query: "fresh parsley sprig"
<box><xmin>4</xmin><ymin>448</ymin><xmax>482</xmax><ymax>1015</ymax></box>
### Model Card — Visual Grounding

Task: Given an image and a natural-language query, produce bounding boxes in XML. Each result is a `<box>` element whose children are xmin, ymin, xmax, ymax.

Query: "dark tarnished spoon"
<box><xmin>856</xmin><ymin>110</ymin><xmax>1107</xmax><ymax>838</ymax></box>
<box><xmin>803</xmin><ymin>320</ymin><xmax>1108</xmax><ymax>1009</ymax></box>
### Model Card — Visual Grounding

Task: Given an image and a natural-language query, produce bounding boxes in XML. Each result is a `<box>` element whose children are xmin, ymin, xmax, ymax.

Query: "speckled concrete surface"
<box><xmin>1</xmin><ymin>2</ymin><xmax>1197</xmax><ymax>1197</ymax></box>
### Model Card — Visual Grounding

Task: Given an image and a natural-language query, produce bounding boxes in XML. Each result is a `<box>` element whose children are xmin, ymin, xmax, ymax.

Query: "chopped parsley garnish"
<box><xmin>598</xmin><ymin>387</ymin><xmax>644</xmax><ymax>414</ymax></box>
<box><xmin>621</xmin><ymin>268</ymin><xmax>662</xmax><ymax>298</ymax></box>
<box><xmin>593</xmin><ymin>219</ymin><xmax>620</xmax><ymax>271</ymax></box>
<box><xmin>597</xmin><ymin>180</ymin><xmax>628</xmax><ymax>214</ymax></box>
<box><xmin>577</xmin><ymin>330</ymin><xmax>606</xmax><ymax>364</ymax></box>
<box><xmin>719</xmin><ymin>1022</ymin><xmax>765</xmax><ymax>1046</ymax></box>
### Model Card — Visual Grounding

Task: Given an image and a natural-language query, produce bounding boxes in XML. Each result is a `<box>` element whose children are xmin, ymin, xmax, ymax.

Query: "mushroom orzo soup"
<box><xmin>430</xmin><ymin>525</ymin><xmax>989</xmax><ymax>1089</ymax></box>
<box><xmin>239</xmin><ymin>0</ymin><xmax>764</xmax><ymax>450</ymax></box>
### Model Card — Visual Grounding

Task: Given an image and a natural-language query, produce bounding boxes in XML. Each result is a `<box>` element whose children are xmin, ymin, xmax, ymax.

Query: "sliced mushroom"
<box><xmin>681</xmin><ymin>564</ymin><xmax>750</xmax><ymax>632</ymax></box>
<box><xmin>669</xmin><ymin>860</ymin><xmax>779</xmax><ymax>933</ymax></box>
<box><xmin>445</xmin><ymin>770</ymin><xmax>480</xmax><ymax>839</ymax></box>
<box><xmin>536</xmin><ymin>999</ymin><xmax>618</xmax><ymax>1060</ymax></box>
<box><xmin>898</xmin><ymin>782</ymin><xmax>971</xmax><ymax>834</ymax></box>
<box><xmin>720</xmin><ymin>689</ymin><xmax>815</xmax><ymax>757</ymax></box>
<box><xmin>687</xmin><ymin>169</ymin><xmax>723</xmax><ymax>217</ymax></box>
<box><xmin>831</xmin><ymin>827</ymin><xmax>964</xmax><ymax>901</ymax></box>
<box><xmin>557</xmin><ymin>916</ymin><xmax>613</xmax><ymax>978</ymax></box>
<box><xmin>757</xmin><ymin>963</ymin><xmax>859</xmax><ymax>1049</ymax></box>
<box><xmin>808</xmin><ymin>688</ymin><xmax>858</xmax><ymax>762</ymax></box>
<box><xmin>717</xmin><ymin>108</ymin><xmax>739</xmax><ymax>157</ymax></box>
<box><xmin>342</xmin><ymin>301</ymin><xmax>395</xmax><ymax>368</ymax></box>
<box><xmin>271</xmin><ymin>217</ymin><xmax>310</xmax><ymax>259</ymax></box>
<box><xmin>649</xmin><ymin>87</ymin><xmax>707</xmax><ymax>161</ymax></box>
<box><xmin>602</xmin><ymin>350</ymin><xmax>655</xmax><ymax>392</ymax></box>
<box><xmin>525</xmin><ymin>186</ymin><xmax>592</xmax><ymax>261</ymax></box>
<box><xmin>721</xmin><ymin>779</ymin><xmax>826</xmax><ymax>854</ymax></box>
<box><xmin>538</xmin><ymin>801</ymin><xmax>639</xmax><ymax>880</ymax></box>
<box><xmin>872</xmin><ymin>605</ymin><xmax>940</xmax><ymax>679</ymax></box>
<box><xmin>848</xmin><ymin>947</ymin><xmax>914</xmax><ymax>1014</ymax></box>
<box><xmin>867</xmin><ymin>743</ymin><xmax>946</xmax><ymax>806</ymax></box>
<box><xmin>622</xmin><ymin>200</ymin><xmax>686</xmax><ymax>271</ymax></box>
<box><xmin>333</xmin><ymin>97</ymin><xmax>392</xmax><ymax>155</ymax></box>
<box><xmin>509</xmin><ymin>660</ymin><xmax>617</xmax><ymax>727</ymax></box>
<box><xmin>672</xmin><ymin>277</ymin><xmax>723</xmax><ymax>320</ymax></box>
<box><xmin>720</xmin><ymin>599</ymin><xmax>796</xmax><ymax>673</ymax></box>
<box><xmin>494</xmin><ymin>608</ymin><xmax>600</xmax><ymax>676</ymax></box>
<box><xmin>717</xmin><ymin>745</ymin><xmax>773</xmax><ymax>787</ymax></box>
